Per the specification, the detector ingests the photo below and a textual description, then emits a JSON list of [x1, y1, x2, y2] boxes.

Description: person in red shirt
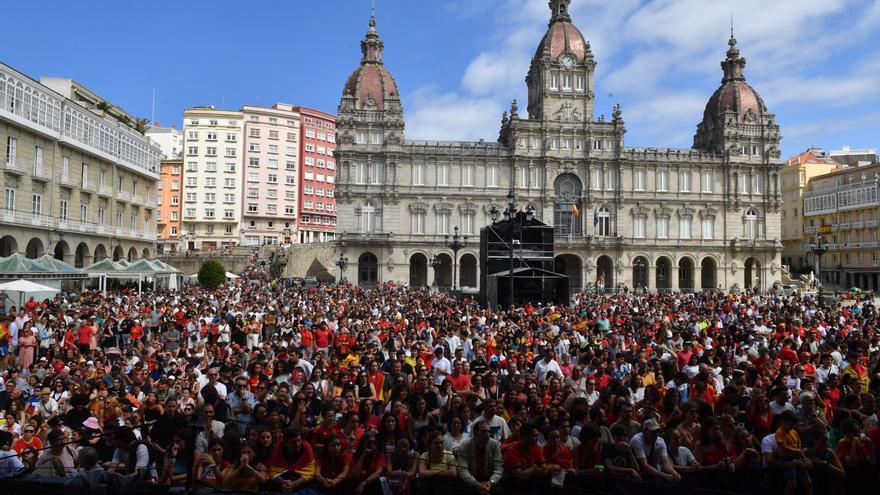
[[12, 424, 42, 454], [542, 426, 572, 470], [503, 423, 550, 480], [77, 321, 93, 356], [447, 360, 472, 393], [315, 324, 332, 354], [300, 326, 314, 358]]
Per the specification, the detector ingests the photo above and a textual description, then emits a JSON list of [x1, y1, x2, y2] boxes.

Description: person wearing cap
[[629, 419, 680, 483]]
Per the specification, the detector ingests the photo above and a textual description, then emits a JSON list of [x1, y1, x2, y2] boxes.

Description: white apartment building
[[146, 124, 183, 159], [241, 104, 300, 246], [181, 107, 243, 250]]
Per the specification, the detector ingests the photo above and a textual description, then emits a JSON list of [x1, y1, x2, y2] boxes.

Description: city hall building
[[334, 0, 783, 292]]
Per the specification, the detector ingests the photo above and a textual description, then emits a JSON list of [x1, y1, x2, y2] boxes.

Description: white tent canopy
[[0, 279, 60, 308]]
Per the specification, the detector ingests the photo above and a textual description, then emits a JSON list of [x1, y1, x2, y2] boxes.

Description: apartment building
[[181, 107, 243, 250], [156, 158, 182, 253], [241, 104, 300, 246], [295, 107, 336, 243], [802, 161, 880, 289], [780, 148, 838, 271], [1, 63, 161, 266], [146, 124, 183, 159]]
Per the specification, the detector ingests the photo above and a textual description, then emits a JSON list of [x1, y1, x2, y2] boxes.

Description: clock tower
[[526, 0, 596, 123]]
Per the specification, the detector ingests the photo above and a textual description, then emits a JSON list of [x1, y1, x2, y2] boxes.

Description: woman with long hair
[[385, 436, 418, 495], [376, 412, 405, 454], [693, 417, 729, 472], [314, 434, 351, 495], [252, 428, 276, 467], [442, 414, 469, 451], [350, 432, 386, 495], [222, 441, 267, 491]]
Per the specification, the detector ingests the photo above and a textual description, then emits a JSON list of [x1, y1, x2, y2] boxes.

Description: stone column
[[694, 265, 702, 291], [671, 266, 680, 290]]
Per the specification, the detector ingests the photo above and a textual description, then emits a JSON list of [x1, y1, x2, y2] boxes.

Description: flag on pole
[[572, 319, 589, 332], [593, 209, 599, 226], [572, 203, 580, 217]]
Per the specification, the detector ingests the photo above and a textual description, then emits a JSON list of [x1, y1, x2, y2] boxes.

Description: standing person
[[17, 326, 36, 370], [431, 347, 451, 387]]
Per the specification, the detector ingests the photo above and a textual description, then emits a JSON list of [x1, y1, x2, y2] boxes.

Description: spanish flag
[[572, 319, 589, 332], [572, 203, 580, 217], [547, 312, 562, 322]]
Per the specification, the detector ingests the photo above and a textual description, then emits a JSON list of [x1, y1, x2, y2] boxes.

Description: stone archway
[[93, 244, 107, 262], [0, 235, 18, 257], [656, 256, 672, 290], [25, 238, 45, 259], [113, 245, 124, 261], [679, 257, 695, 290], [745, 257, 762, 290], [409, 253, 428, 287], [632, 256, 649, 289], [74, 242, 89, 268], [596, 255, 614, 290], [127, 247, 138, 262], [142, 248, 151, 259], [357, 252, 379, 287], [54, 240, 70, 262], [460, 253, 478, 289], [434, 253, 453, 289], [701, 257, 717, 290], [555, 254, 582, 292]]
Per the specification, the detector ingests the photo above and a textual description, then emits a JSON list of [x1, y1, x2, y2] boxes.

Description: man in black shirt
[[148, 398, 186, 461]]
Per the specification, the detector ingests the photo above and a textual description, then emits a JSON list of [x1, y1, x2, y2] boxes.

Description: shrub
[[198, 260, 226, 289]]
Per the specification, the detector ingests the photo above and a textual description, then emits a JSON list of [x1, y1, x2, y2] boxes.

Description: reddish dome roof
[[536, 21, 589, 62], [703, 79, 765, 124], [343, 64, 400, 110]]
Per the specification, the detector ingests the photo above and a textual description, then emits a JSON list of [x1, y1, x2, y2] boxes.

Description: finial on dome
[[361, 5, 384, 64], [721, 25, 745, 82]]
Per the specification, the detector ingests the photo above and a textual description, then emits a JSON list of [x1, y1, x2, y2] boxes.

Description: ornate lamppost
[[445, 225, 467, 291], [430, 254, 442, 288], [335, 254, 349, 283], [809, 234, 828, 306]]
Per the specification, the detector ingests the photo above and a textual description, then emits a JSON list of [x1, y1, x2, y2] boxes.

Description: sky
[[3, 0, 878, 159]]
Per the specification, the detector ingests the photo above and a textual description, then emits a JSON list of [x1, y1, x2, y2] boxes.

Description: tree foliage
[[198, 260, 226, 289]]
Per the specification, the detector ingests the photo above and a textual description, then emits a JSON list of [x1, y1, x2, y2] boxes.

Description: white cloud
[[404, 86, 504, 142]]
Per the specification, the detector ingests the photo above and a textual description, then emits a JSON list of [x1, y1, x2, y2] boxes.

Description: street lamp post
[[633, 257, 646, 290], [445, 225, 467, 291], [335, 254, 349, 283], [809, 234, 829, 306], [430, 254, 442, 288]]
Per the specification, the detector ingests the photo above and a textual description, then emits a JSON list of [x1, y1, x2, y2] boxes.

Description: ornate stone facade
[[335, 0, 783, 292]]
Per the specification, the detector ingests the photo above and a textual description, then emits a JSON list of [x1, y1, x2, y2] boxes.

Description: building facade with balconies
[[156, 158, 183, 253], [801, 161, 880, 290], [0, 63, 161, 266], [296, 106, 337, 243], [335, 1, 783, 291], [241, 104, 300, 246], [181, 107, 243, 250]]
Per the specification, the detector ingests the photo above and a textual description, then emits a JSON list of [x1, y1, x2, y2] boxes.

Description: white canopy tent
[[0, 279, 60, 308]]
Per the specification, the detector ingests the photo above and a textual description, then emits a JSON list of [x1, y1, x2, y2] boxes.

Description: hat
[[642, 419, 661, 432], [83, 417, 100, 429]]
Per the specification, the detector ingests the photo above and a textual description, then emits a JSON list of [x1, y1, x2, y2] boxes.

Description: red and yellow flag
[[572, 203, 580, 217], [572, 319, 589, 332], [547, 312, 562, 322]]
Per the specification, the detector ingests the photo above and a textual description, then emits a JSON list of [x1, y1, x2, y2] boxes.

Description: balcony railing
[[0, 207, 154, 241], [31, 165, 53, 181], [3, 160, 26, 175], [117, 190, 131, 202], [98, 184, 113, 197], [60, 174, 77, 188]]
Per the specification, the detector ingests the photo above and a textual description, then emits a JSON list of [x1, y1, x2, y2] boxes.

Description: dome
[[535, 21, 589, 63], [700, 35, 767, 125], [343, 64, 400, 111], [340, 15, 401, 112]]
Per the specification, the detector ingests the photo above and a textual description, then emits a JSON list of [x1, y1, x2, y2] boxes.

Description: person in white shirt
[[431, 347, 452, 386], [534, 346, 563, 382], [468, 400, 511, 441], [630, 419, 681, 483], [815, 355, 839, 383]]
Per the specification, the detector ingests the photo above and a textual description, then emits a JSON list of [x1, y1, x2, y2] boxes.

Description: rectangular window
[[550, 73, 559, 90], [412, 211, 425, 234], [701, 171, 713, 193], [437, 212, 450, 235], [206, 131, 217, 141], [33, 146, 43, 174], [462, 164, 474, 187], [412, 162, 425, 185], [604, 168, 614, 191], [206, 147, 217, 156], [249, 157, 260, 167], [530, 167, 541, 189], [518, 167, 528, 188], [205, 177, 216, 187], [657, 217, 669, 239], [702, 217, 714, 239], [438, 164, 450, 186], [62, 156, 69, 180], [462, 212, 475, 235], [285, 206, 296, 215], [186, 161, 198, 172], [268, 144, 279, 154], [186, 192, 197, 202], [657, 170, 669, 192], [225, 148, 236, 157], [247, 203, 258, 213], [171, 211, 178, 220], [59, 199, 68, 220], [370, 163, 383, 185], [204, 208, 215, 219], [187, 146, 197, 156], [83, 205, 90, 223], [3, 188, 14, 210], [634, 170, 645, 191], [226, 133, 237, 142], [487, 165, 498, 187], [591, 169, 601, 191], [356, 163, 368, 184], [304, 186, 313, 195], [171, 196, 179, 205], [751, 174, 762, 195], [633, 217, 646, 238], [205, 193, 216, 203], [679, 215, 692, 239], [206, 162, 217, 172], [285, 176, 296, 186], [679, 171, 690, 192], [267, 205, 277, 214], [248, 172, 259, 182], [31, 194, 42, 215], [267, 174, 277, 184]]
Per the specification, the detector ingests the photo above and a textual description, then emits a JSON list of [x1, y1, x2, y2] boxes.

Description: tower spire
[[361, 3, 384, 64], [549, 0, 572, 24], [721, 24, 745, 82]]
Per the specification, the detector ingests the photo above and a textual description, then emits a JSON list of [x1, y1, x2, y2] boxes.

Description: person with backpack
[[108, 426, 155, 480]]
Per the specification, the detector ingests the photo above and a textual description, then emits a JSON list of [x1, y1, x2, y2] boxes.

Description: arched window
[[744, 208, 758, 239], [596, 206, 610, 237], [362, 202, 376, 233], [554, 173, 582, 236]]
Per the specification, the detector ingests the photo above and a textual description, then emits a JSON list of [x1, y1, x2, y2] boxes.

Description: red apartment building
[[294, 107, 336, 243]]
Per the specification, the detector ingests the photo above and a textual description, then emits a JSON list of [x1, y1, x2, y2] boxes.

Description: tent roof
[[115, 259, 131, 268], [121, 259, 164, 273], [150, 259, 181, 273], [32, 254, 83, 273], [0, 253, 51, 274], [0, 278, 59, 293], [85, 258, 125, 272]]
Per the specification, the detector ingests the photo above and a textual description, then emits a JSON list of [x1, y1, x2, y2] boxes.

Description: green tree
[[198, 260, 226, 289]]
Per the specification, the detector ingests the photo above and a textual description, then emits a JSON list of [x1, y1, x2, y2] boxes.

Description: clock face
[[561, 55, 575, 68]]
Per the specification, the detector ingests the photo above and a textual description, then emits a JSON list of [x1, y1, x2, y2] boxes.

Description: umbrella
[[0, 279, 60, 307]]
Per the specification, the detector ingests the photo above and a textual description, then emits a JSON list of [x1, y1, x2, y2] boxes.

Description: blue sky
[[3, 0, 878, 159]]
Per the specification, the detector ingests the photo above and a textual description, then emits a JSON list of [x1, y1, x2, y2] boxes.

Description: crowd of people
[[0, 266, 879, 495]]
